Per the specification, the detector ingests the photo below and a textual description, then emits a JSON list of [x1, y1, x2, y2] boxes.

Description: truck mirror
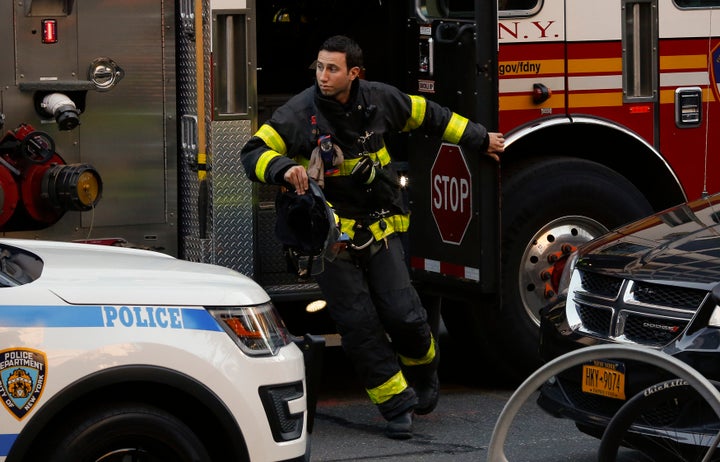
[[414, 0, 450, 21]]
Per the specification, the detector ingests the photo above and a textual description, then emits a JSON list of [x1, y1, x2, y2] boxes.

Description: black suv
[[538, 192, 720, 459]]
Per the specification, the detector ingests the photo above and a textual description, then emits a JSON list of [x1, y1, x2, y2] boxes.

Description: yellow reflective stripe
[[442, 113, 469, 144], [197, 153, 207, 181], [368, 214, 410, 240], [255, 151, 282, 183], [256, 124, 287, 154], [403, 95, 427, 132], [253, 125, 288, 183], [335, 147, 392, 176], [338, 214, 410, 241], [366, 371, 408, 404], [339, 218, 357, 238], [336, 159, 357, 176], [374, 147, 392, 166], [399, 336, 436, 367]]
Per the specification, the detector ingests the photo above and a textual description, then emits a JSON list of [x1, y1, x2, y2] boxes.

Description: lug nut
[[544, 283, 556, 299]]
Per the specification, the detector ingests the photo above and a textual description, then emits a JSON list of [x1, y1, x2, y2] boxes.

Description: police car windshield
[[0, 251, 19, 287], [0, 246, 40, 287]]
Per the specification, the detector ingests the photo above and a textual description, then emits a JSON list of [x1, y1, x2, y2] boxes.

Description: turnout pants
[[315, 235, 437, 420]]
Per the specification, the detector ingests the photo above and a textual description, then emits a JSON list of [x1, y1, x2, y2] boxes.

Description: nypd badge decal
[[0, 348, 47, 420]]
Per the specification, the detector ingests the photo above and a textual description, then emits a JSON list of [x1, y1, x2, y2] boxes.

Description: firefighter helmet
[[274, 178, 338, 257]]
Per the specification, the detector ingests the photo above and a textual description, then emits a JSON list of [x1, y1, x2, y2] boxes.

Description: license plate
[[581, 360, 626, 400]]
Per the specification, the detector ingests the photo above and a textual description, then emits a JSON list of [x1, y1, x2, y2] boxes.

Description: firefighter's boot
[[414, 370, 439, 415], [405, 340, 440, 415], [385, 409, 413, 439]]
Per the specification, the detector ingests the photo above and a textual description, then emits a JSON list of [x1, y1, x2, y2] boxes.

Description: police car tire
[[41, 402, 211, 462]]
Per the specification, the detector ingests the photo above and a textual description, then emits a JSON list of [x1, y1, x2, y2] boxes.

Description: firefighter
[[241, 35, 504, 439]]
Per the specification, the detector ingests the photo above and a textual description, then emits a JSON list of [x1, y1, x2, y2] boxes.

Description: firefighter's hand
[[284, 165, 309, 195], [486, 132, 505, 161]]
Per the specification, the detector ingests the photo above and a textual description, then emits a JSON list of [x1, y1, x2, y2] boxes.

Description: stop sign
[[430, 143, 472, 245]]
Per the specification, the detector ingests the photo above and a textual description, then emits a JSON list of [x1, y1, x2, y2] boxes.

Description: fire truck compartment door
[[407, 14, 500, 296], [408, 138, 499, 295]]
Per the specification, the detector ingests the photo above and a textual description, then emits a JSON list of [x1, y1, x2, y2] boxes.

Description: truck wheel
[[499, 157, 653, 379], [442, 157, 653, 383], [42, 402, 212, 462]]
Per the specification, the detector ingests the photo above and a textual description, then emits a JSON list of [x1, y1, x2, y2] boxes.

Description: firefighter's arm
[[436, 108, 504, 158], [240, 124, 299, 185], [398, 90, 503, 159]]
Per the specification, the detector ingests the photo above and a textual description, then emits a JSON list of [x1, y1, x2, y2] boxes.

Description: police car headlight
[[209, 302, 291, 356]]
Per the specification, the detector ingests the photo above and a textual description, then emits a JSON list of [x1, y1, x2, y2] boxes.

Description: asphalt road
[[308, 343, 648, 462]]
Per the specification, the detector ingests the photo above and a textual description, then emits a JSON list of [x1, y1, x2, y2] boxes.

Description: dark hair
[[320, 35, 364, 70]]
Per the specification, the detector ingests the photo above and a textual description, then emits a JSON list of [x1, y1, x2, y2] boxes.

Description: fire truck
[[1, 0, 717, 381]]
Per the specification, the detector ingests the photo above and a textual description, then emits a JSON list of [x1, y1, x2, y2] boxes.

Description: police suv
[[0, 238, 314, 462]]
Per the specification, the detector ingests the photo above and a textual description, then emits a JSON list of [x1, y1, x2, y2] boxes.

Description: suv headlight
[[709, 308, 720, 328], [209, 302, 291, 356]]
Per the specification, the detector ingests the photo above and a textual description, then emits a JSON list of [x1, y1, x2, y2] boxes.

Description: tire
[[443, 157, 653, 383], [41, 402, 212, 462], [598, 379, 720, 462]]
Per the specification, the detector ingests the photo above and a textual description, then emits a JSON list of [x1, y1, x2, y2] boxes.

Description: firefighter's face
[[316, 50, 360, 104]]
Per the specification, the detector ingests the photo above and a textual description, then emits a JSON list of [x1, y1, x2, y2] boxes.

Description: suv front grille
[[622, 311, 689, 346], [580, 272, 622, 298], [573, 270, 707, 346], [631, 281, 707, 310], [577, 303, 612, 336]]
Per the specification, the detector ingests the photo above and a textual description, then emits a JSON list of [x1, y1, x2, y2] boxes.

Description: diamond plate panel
[[175, 3, 303, 289], [177, 0, 213, 264], [211, 120, 255, 274]]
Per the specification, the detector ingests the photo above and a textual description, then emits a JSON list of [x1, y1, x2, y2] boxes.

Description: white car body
[[0, 239, 309, 462]]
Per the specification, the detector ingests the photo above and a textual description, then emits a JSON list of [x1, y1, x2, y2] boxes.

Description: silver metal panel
[[178, 0, 210, 263], [180, 0, 259, 275], [76, 1, 172, 228], [183, 235, 214, 265], [15, 5, 78, 82], [0, 2, 14, 90], [6, 1, 177, 254], [210, 120, 255, 275]]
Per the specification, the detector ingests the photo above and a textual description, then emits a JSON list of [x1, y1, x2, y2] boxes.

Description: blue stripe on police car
[[0, 306, 221, 331]]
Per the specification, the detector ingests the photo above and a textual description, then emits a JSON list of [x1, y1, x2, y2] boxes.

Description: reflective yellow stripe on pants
[[399, 336, 436, 367], [366, 371, 408, 404]]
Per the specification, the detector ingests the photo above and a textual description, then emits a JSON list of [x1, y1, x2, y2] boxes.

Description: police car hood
[[577, 192, 720, 289], [3, 239, 270, 306]]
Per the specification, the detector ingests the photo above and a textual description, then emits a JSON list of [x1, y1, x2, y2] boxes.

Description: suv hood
[[577, 193, 720, 289], [2, 239, 270, 306]]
